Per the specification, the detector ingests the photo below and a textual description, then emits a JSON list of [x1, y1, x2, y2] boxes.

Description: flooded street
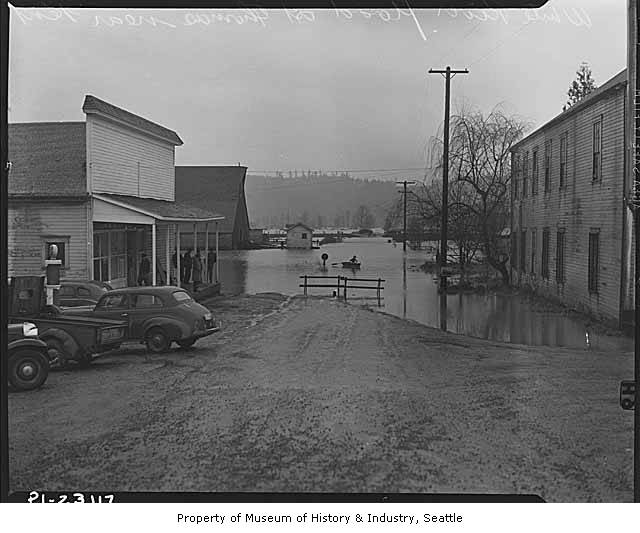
[[217, 237, 633, 352]]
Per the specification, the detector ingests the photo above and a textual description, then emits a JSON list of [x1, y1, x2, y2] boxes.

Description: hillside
[[245, 173, 399, 229]]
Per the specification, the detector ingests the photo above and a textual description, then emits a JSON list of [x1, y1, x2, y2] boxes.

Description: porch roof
[[93, 193, 225, 223]]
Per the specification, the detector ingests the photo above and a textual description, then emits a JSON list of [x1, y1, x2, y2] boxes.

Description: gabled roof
[[512, 69, 627, 151], [82, 95, 183, 146], [8, 122, 88, 198], [287, 223, 314, 233], [175, 166, 248, 233], [94, 193, 224, 222]]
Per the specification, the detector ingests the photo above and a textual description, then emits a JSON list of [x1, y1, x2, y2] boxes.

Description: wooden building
[[286, 223, 314, 249], [510, 69, 633, 327], [175, 166, 251, 250], [8, 95, 224, 288]]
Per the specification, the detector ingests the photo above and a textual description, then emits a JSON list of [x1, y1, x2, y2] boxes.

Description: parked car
[[54, 279, 113, 307], [63, 286, 220, 353], [7, 322, 50, 391]]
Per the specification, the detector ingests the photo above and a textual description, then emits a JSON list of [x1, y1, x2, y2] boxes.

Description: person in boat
[[350, 255, 358, 264]]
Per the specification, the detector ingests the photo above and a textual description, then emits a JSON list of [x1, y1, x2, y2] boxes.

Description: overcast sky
[[8, 1, 625, 180]]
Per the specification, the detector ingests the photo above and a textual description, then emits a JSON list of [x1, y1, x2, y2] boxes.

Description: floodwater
[[218, 237, 633, 352]]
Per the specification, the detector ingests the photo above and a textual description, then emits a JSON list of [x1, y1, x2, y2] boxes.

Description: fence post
[[304, 275, 308, 296], [344, 277, 348, 301], [377, 278, 381, 306]]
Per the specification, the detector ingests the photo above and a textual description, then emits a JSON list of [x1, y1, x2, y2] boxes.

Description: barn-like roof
[[175, 166, 248, 234], [8, 122, 88, 198], [82, 95, 183, 146]]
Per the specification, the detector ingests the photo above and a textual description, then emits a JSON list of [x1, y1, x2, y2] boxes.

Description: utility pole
[[628, 0, 640, 503], [397, 180, 416, 252], [429, 66, 468, 331]]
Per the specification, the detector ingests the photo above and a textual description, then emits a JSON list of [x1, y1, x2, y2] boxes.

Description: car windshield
[[172, 291, 193, 303]]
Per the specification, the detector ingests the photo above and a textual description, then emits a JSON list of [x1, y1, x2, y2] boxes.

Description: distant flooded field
[[218, 237, 633, 352]]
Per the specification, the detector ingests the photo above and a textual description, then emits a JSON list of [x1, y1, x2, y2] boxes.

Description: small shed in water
[[286, 223, 313, 249]]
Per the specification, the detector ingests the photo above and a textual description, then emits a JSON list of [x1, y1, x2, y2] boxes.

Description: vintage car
[[54, 279, 113, 307], [63, 286, 220, 353], [7, 322, 50, 391]]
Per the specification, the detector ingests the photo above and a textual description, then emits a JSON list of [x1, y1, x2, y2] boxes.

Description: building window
[[559, 132, 568, 189], [588, 231, 599, 293], [93, 232, 110, 282], [556, 229, 566, 283], [511, 233, 518, 270], [541, 228, 550, 279], [43, 237, 69, 268], [301, 233, 308, 239], [522, 151, 529, 197], [592, 117, 602, 181], [544, 140, 552, 193], [530, 228, 537, 274], [109, 231, 126, 281], [532, 149, 538, 196], [513, 153, 520, 200], [520, 230, 527, 273]]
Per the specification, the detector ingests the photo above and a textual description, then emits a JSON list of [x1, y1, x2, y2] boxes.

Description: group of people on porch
[[137, 249, 217, 291]]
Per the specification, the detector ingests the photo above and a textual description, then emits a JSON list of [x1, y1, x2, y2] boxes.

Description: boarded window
[[556, 230, 565, 283], [541, 228, 550, 279], [532, 149, 538, 196], [530, 229, 537, 274], [511, 234, 518, 270], [559, 133, 568, 188], [592, 118, 602, 181], [544, 140, 552, 193], [588, 231, 599, 293]]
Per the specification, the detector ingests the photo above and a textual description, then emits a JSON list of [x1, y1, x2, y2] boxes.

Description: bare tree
[[419, 105, 529, 284]]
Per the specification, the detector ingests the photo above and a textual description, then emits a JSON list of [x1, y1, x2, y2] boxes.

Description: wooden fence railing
[[299, 275, 385, 306]]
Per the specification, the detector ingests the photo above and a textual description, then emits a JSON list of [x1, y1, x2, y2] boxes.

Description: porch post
[[193, 223, 197, 254], [176, 225, 181, 287], [152, 222, 157, 286], [215, 221, 219, 284], [165, 223, 170, 286], [204, 222, 209, 283]]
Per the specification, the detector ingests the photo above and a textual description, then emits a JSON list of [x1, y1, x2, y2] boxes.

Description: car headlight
[[22, 322, 39, 337]]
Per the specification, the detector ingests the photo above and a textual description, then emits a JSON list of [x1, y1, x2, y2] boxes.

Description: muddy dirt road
[[8, 294, 635, 501]]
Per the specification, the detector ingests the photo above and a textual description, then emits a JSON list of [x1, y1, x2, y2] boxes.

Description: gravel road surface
[[8, 294, 635, 501]]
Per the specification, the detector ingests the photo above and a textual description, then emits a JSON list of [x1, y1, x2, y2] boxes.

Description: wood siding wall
[[511, 85, 626, 324], [287, 227, 313, 249], [88, 115, 175, 201], [8, 202, 89, 279]]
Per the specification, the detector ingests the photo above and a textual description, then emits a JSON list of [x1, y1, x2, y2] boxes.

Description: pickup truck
[[9, 276, 128, 366]]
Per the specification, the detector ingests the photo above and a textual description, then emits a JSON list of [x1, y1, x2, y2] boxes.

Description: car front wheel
[[146, 327, 170, 353], [8, 349, 50, 391]]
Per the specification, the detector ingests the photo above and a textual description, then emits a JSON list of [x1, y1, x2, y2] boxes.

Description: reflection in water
[[218, 238, 632, 352]]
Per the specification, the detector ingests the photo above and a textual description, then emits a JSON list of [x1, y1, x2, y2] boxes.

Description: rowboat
[[342, 261, 361, 269]]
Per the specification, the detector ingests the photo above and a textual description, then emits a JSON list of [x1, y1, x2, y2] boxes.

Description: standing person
[[207, 250, 216, 283], [192, 251, 202, 292], [138, 253, 151, 286], [182, 249, 192, 284]]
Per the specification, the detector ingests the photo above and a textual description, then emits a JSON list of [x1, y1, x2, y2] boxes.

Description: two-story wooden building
[[510, 69, 633, 327], [8, 95, 224, 288]]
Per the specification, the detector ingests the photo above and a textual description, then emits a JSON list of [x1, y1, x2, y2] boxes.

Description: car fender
[[8, 338, 48, 353], [39, 328, 82, 360], [142, 318, 189, 340]]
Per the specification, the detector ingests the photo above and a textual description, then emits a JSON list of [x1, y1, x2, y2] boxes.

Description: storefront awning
[[93, 193, 225, 224]]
